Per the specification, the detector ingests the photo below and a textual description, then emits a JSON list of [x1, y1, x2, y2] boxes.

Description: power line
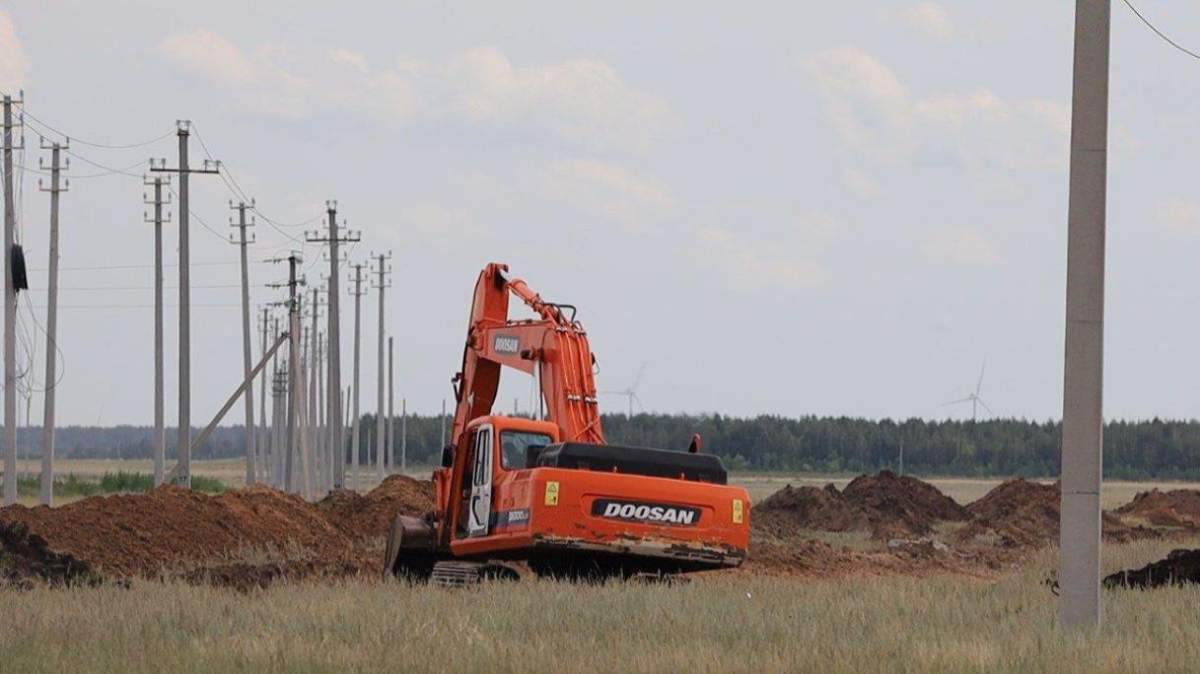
[[15, 104, 175, 150], [28, 303, 242, 309], [28, 261, 255, 271], [1122, 0, 1200, 60], [63, 147, 143, 179]]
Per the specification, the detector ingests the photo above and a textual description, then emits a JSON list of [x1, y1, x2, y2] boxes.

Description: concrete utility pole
[[37, 140, 68, 506], [308, 287, 323, 493], [372, 252, 391, 481], [1060, 0, 1110, 631], [401, 397, 407, 474], [349, 262, 366, 490], [2, 93, 22, 506], [143, 176, 171, 486], [150, 121, 219, 489], [317, 330, 328, 490], [280, 252, 304, 493], [259, 307, 270, 482], [306, 202, 358, 489], [231, 201, 257, 486], [440, 398, 447, 448], [387, 336, 394, 472]]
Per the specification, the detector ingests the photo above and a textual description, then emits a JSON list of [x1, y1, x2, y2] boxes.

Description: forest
[[13, 413, 1200, 480]]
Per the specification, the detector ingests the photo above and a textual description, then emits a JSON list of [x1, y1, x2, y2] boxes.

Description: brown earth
[[0, 521, 101, 589], [752, 470, 969, 540], [956, 479, 1159, 548], [0, 475, 435, 588], [1113, 489, 1200, 529]]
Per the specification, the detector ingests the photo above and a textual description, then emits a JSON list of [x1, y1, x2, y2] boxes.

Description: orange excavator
[[384, 263, 749, 584]]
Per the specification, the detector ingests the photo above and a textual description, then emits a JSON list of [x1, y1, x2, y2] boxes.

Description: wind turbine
[[601, 363, 647, 418], [943, 361, 992, 422]]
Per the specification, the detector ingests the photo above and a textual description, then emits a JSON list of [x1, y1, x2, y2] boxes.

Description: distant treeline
[[10, 414, 1200, 480]]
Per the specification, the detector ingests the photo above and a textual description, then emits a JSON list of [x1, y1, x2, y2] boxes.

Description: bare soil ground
[[3, 469, 1200, 589], [0, 475, 433, 588]]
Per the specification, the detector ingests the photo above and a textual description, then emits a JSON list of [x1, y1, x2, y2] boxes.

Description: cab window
[[500, 430, 552, 469]]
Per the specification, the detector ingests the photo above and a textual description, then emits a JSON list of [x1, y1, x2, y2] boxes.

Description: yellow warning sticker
[[732, 499, 744, 524], [544, 481, 560, 506]]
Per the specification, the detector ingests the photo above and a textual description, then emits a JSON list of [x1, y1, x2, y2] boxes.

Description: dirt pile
[[753, 471, 969, 540], [1113, 489, 1200, 529], [841, 471, 970, 538], [318, 475, 435, 541], [957, 479, 1156, 548], [1104, 548, 1200, 589], [0, 521, 99, 588], [0, 478, 436, 586]]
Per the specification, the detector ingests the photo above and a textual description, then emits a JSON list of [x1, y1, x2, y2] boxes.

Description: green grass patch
[[11, 471, 226, 498]]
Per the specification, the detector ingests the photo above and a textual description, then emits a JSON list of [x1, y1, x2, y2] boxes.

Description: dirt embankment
[[1114, 489, 1200, 529], [0, 475, 434, 588], [956, 479, 1158, 548], [753, 470, 969, 541]]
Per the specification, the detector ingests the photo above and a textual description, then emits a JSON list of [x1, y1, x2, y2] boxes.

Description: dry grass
[[2, 540, 1199, 674]]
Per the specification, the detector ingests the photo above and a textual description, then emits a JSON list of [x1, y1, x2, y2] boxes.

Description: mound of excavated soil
[[752, 484, 870, 538], [841, 471, 970, 538], [1104, 548, 1200, 589], [958, 479, 1156, 548], [0, 478, 436, 586], [317, 475, 435, 541], [753, 471, 969, 540], [1113, 489, 1200, 529], [0, 521, 100, 588]]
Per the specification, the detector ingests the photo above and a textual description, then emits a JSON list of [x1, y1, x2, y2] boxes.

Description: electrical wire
[[62, 147, 144, 179], [1122, 0, 1200, 60], [14, 102, 175, 150]]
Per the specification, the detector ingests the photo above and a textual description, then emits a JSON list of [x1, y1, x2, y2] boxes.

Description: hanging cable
[[1122, 0, 1200, 60]]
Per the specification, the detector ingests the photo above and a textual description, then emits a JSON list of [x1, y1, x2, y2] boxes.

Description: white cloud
[[926, 229, 1000, 266], [693, 214, 836, 291], [542, 159, 674, 227], [162, 30, 254, 85], [160, 34, 669, 149], [902, 2, 954, 40], [807, 46, 1068, 170], [1160, 199, 1200, 235], [0, 11, 29, 92]]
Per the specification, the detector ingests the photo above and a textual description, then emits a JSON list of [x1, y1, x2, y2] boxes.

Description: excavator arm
[[449, 263, 605, 447]]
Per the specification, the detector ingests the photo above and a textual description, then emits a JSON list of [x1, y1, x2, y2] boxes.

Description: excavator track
[[431, 560, 522, 588], [431, 561, 485, 588]]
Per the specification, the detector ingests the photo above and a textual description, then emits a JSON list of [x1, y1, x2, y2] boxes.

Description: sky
[[0, 1, 1199, 426]]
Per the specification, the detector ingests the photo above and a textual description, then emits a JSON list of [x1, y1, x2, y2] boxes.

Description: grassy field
[[0, 540, 1196, 674]]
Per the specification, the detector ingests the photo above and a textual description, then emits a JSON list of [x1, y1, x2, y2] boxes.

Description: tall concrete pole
[[38, 141, 66, 506], [2, 95, 18, 506], [387, 335, 394, 473], [401, 397, 407, 474], [1060, 0, 1110, 631], [259, 307, 270, 482], [317, 330, 327, 490], [285, 254, 302, 493], [145, 177, 169, 486], [309, 288, 321, 493], [150, 121, 218, 489], [440, 398, 447, 448], [175, 125, 191, 487], [373, 252, 390, 481], [232, 201, 256, 486], [350, 262, 366, 490], [307, 203, 357, 488]]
